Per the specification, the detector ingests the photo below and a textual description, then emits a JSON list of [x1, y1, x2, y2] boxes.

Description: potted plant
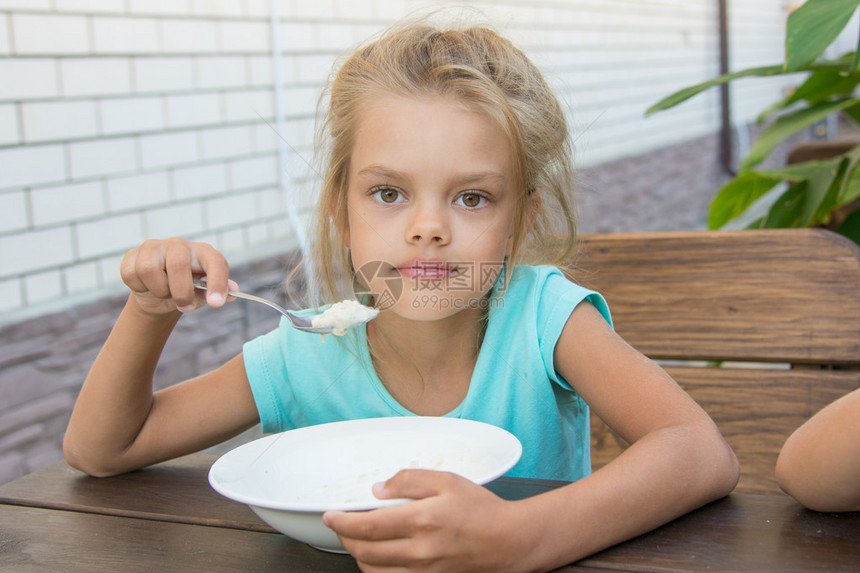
[[647, 0, 860, 243]]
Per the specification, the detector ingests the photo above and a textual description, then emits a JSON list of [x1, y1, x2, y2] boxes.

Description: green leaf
[[839, 159, 860, 205], [785, 0, 860, 71], [740, 98, 860, 171], [707, 172, 782, 229], [645, 65, 785, 115], [836, 208, 860, 243], [758, 147, 860, 227], [760, 183, 807, 228], [646, 58, 855, 116], [844, 102, 860, 124], [757, 159, 837, 181], [834, 145, 860, 204], [802, 157, 847, 225], [744, 216, 765, 230], [708, 159, 847, 229], [757, 68, 860, 123], [787, 67, 860, 105]]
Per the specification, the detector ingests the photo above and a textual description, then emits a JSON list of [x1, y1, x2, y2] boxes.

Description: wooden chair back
[[571, 229, 860, 494]]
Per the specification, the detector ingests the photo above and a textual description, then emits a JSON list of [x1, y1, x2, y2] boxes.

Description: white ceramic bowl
[[208, 416, 522, 553]]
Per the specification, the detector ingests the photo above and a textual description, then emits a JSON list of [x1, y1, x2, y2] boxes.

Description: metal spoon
[[192, 277, 374, 335]]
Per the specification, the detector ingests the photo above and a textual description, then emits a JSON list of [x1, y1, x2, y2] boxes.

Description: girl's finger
[[119, 248, 146, 292], [163, 240, 197, 309], [324, 473, 456, 542], [339, 535, 415, 569], [373, 469, 455, 500], [324, 508, 407, 543], [133, 240, 171, 299], [194, 242, 231, 307]]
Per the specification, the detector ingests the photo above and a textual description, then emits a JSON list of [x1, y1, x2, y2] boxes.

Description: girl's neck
[[366, 308, 485, 416]]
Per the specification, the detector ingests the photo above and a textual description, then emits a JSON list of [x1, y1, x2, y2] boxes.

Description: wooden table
[[1, 454, 857, 571]]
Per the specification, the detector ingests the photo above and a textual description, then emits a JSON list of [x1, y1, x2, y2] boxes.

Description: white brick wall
[[0, 276, 23, 313], [200, 125, 254, 160], [0, 191, 27, 233], [107, 172, 170, 211], [30, 180, 106, 226], [205, 191, 259, 228], [219, 20, 270, 51], [21, 100, 99, 142], [0, 13, 11, 54], [99, 95, 166, 136], [0, 1, 50, 10], [230, 155, 278, 189], [76, 212, 145, 259], [196, 57, 248, 89], [144, 202, 206, 239], [0, 227, 75, 276], [0, 103, 19, 145], [0, 0, 821, 320], [172, 162, 229, 200], [61, 58, 133, 97], [12, 13, 90, 55], [128, 0, 189, 17], [92, 17, 160, 54], [55, 0, 125, 12], [0, 59, 59, 100], [0, 144, 67, 189], [139, 130, 200, 169], [134, 57, 195, 93], [224, 89, 273, 122], [166, 93, 222, 129], [161, 19, 219, 53], [23, 268, 63, 305], [63, 260, 100, 294], [68, 137, 136, 179]]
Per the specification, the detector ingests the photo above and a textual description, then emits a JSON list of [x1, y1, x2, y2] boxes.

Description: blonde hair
[[307, 18, 578, 304]]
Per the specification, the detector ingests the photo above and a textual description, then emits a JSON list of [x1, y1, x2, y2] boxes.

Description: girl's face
[[345, 94, 519, 321]]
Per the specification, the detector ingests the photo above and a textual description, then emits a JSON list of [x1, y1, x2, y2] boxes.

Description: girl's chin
[[382, 292, 490, 322]]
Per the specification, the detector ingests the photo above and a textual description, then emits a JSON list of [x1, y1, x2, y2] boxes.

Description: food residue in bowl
[[312, 300, 379, 336], [291, 457, 455, 506]]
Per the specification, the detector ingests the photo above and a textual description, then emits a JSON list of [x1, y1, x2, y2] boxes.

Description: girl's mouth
[[398, 260, 458, 280]]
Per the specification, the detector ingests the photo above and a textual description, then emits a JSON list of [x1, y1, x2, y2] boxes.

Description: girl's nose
[[406, 203, 450, 245]]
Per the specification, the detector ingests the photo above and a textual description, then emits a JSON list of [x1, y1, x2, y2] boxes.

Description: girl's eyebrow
[[357, 164, 507, 186], [356, 165, 402, 179]]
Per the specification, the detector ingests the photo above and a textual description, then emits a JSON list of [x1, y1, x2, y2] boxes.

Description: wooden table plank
[[579, 494, 860, 572], [0, 504, 360, 572], [0, 504, 672, 573], [0, 457, 569, 532], [0, 455, 273, 532], [3, 456, 858, 571]]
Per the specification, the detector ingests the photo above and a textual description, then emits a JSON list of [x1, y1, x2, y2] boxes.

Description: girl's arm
[[63, 238, 259, 477], [511, 301, 740, 569], [325, 301, 738, 572], [775, 388, 860, 512]]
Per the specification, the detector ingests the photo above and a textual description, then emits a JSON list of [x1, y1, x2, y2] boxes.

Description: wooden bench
[[572, 229, 860, 495]]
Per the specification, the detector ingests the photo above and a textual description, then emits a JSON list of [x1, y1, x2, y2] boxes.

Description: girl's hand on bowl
[[323, 469, 534, 572], [120, 237, 236, 316]]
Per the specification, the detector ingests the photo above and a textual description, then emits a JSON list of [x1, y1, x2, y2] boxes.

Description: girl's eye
[[372, 187, 403, 204], [456, 192, 485, 208]]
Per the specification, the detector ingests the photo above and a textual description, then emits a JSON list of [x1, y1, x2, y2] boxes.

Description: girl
[[64, 18, 739, 572]]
